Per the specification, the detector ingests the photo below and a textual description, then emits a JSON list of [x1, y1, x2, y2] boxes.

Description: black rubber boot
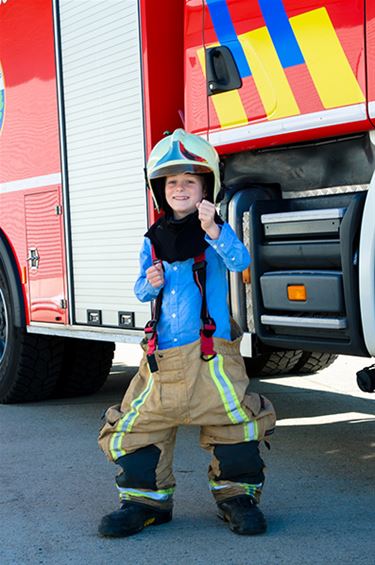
[[98, 501, 172, 538], [217, 495, 267, 535]]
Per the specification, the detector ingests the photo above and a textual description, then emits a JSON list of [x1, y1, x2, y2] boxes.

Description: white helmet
[[146, 129, 221, 211]]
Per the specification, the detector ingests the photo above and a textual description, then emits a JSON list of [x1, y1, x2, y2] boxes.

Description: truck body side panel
[[0, 0, 65, 325], [187, 0, 373, 153], [56, 0, 150, 329]]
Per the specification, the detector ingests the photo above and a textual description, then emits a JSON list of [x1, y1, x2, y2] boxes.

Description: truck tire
[[0, 268, 64, 404], [53, 338, 115, 398], [293, 351, 338, 375], [244, 349, 303, 377]]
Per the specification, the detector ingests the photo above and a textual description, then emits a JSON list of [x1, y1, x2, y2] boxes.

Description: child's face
[[165, 173, 204, 219]]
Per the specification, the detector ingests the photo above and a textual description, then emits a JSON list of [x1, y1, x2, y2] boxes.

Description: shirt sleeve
[[205, 222, 251, 272], [134, 238, 163, 302]]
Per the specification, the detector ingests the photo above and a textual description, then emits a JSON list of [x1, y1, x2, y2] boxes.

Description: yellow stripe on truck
[[290, 7, 365, 109], [238, 26, 300, 120]]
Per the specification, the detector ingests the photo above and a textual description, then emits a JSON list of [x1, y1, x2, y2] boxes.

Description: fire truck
[[1, 0, 375, 403]]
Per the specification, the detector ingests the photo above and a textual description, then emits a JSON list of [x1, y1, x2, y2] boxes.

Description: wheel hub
[[0, 288, 9, 363]]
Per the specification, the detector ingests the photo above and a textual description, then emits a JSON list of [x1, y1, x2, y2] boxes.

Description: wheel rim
[[0, 288, 9, 364]]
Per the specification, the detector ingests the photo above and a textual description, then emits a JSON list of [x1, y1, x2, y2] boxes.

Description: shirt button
[[220, 243, 224, 248], [231, 257, 235, 261], [173, 266, 177, 271], [213, 245, 218, 249], [172, 313, 176, 318], [171, 289, 176, 295], [173, 338, 178, 343]]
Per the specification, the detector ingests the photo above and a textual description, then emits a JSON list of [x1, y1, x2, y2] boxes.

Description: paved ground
[[0, 346, 374, 565]]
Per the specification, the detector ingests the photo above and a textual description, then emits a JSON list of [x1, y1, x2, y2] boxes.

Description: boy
[[98, 129, 276, 538]]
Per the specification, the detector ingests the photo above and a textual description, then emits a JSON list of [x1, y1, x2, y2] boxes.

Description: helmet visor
[[149, 163, 212, 180]]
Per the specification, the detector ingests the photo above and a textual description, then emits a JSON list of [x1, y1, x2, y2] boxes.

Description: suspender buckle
[[144, 319, 159, 372], [200, 317, 217, 361], [144, 319, 157, 336], [192, 259, 207, 272], [202, 317, 216, 337]]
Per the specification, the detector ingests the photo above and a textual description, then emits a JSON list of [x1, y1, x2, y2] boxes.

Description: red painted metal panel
[[140, 0, 185, 156], [25, 189, 66, 324], [0, 0, 66, 325], [186, 0, 373, 153], [0, 0, 61, 182], [140, 0, 188, 225], [184, 0, 208, 136]]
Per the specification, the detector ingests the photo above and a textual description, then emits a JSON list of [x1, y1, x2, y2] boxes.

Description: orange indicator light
[[242, 267, 251, 284], [287, 284, 306, 301], [21, 266, 27, 285]]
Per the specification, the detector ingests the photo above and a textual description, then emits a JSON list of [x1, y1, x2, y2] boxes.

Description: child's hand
[[196, 199, 220, 239], [146, 262, 164, 289]]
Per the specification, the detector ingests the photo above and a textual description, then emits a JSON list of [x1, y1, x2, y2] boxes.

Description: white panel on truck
[[57, 0, 150, 329]]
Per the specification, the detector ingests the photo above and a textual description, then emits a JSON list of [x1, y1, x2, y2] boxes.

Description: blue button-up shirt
[[134, 222, 250, 350]]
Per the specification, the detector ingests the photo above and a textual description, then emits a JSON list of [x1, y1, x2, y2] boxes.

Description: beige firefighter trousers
[[98, 336, 276, 509]]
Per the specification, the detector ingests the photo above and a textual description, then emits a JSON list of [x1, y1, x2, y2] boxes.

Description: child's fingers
[[198, 200, 215, 214], [197, 200, 215, 227], [146, 265, 164, 287]]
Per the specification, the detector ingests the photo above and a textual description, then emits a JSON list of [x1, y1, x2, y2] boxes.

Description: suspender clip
[[192, 259, 207, 272]]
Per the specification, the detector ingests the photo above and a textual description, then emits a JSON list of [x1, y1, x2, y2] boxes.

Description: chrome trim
[[27, 323, 143, 344], [358, 169, 375, 355], [261, 208, 346, 224], [260, 315, 347, 330], [52, 0, 74, 325], [239, 332, 252, 357], [228, 191, 245, 330], [209, 104, 366, 147]]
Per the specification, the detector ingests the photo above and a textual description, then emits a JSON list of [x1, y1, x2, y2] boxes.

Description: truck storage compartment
[[56, 1, 149, 329], [248, 191, 368, 355]]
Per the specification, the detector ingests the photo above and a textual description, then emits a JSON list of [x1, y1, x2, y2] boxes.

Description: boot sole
[[98, 512, 172, 538], [217, 509, 267, 535]]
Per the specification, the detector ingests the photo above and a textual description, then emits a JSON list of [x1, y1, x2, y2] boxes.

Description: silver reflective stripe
[[117, 486, 174, 502]]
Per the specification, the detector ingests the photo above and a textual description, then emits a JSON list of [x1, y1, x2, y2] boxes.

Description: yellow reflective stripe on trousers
[[209, 354, 259, 440], [109, 374, 154, 460], [208, 354, 249, 424]]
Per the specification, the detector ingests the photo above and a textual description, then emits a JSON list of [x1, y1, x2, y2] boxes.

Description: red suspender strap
[[144, 244, 163, 372], [192, 253, 216, 360], [150, 245, 158, 264]]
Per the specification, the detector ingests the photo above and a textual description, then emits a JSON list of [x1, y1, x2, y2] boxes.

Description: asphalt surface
[[1, 346, 374, 565]]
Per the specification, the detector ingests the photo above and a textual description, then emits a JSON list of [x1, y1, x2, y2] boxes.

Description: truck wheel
[[293, 351, 338, 375], [0, 268, 64, 404], [244, 349, 303, 377], [53, 338, 115, 398]]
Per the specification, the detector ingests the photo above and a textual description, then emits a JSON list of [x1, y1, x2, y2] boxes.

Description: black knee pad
[[116, 445, 161, 489], [213, 441, 265, 484]]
